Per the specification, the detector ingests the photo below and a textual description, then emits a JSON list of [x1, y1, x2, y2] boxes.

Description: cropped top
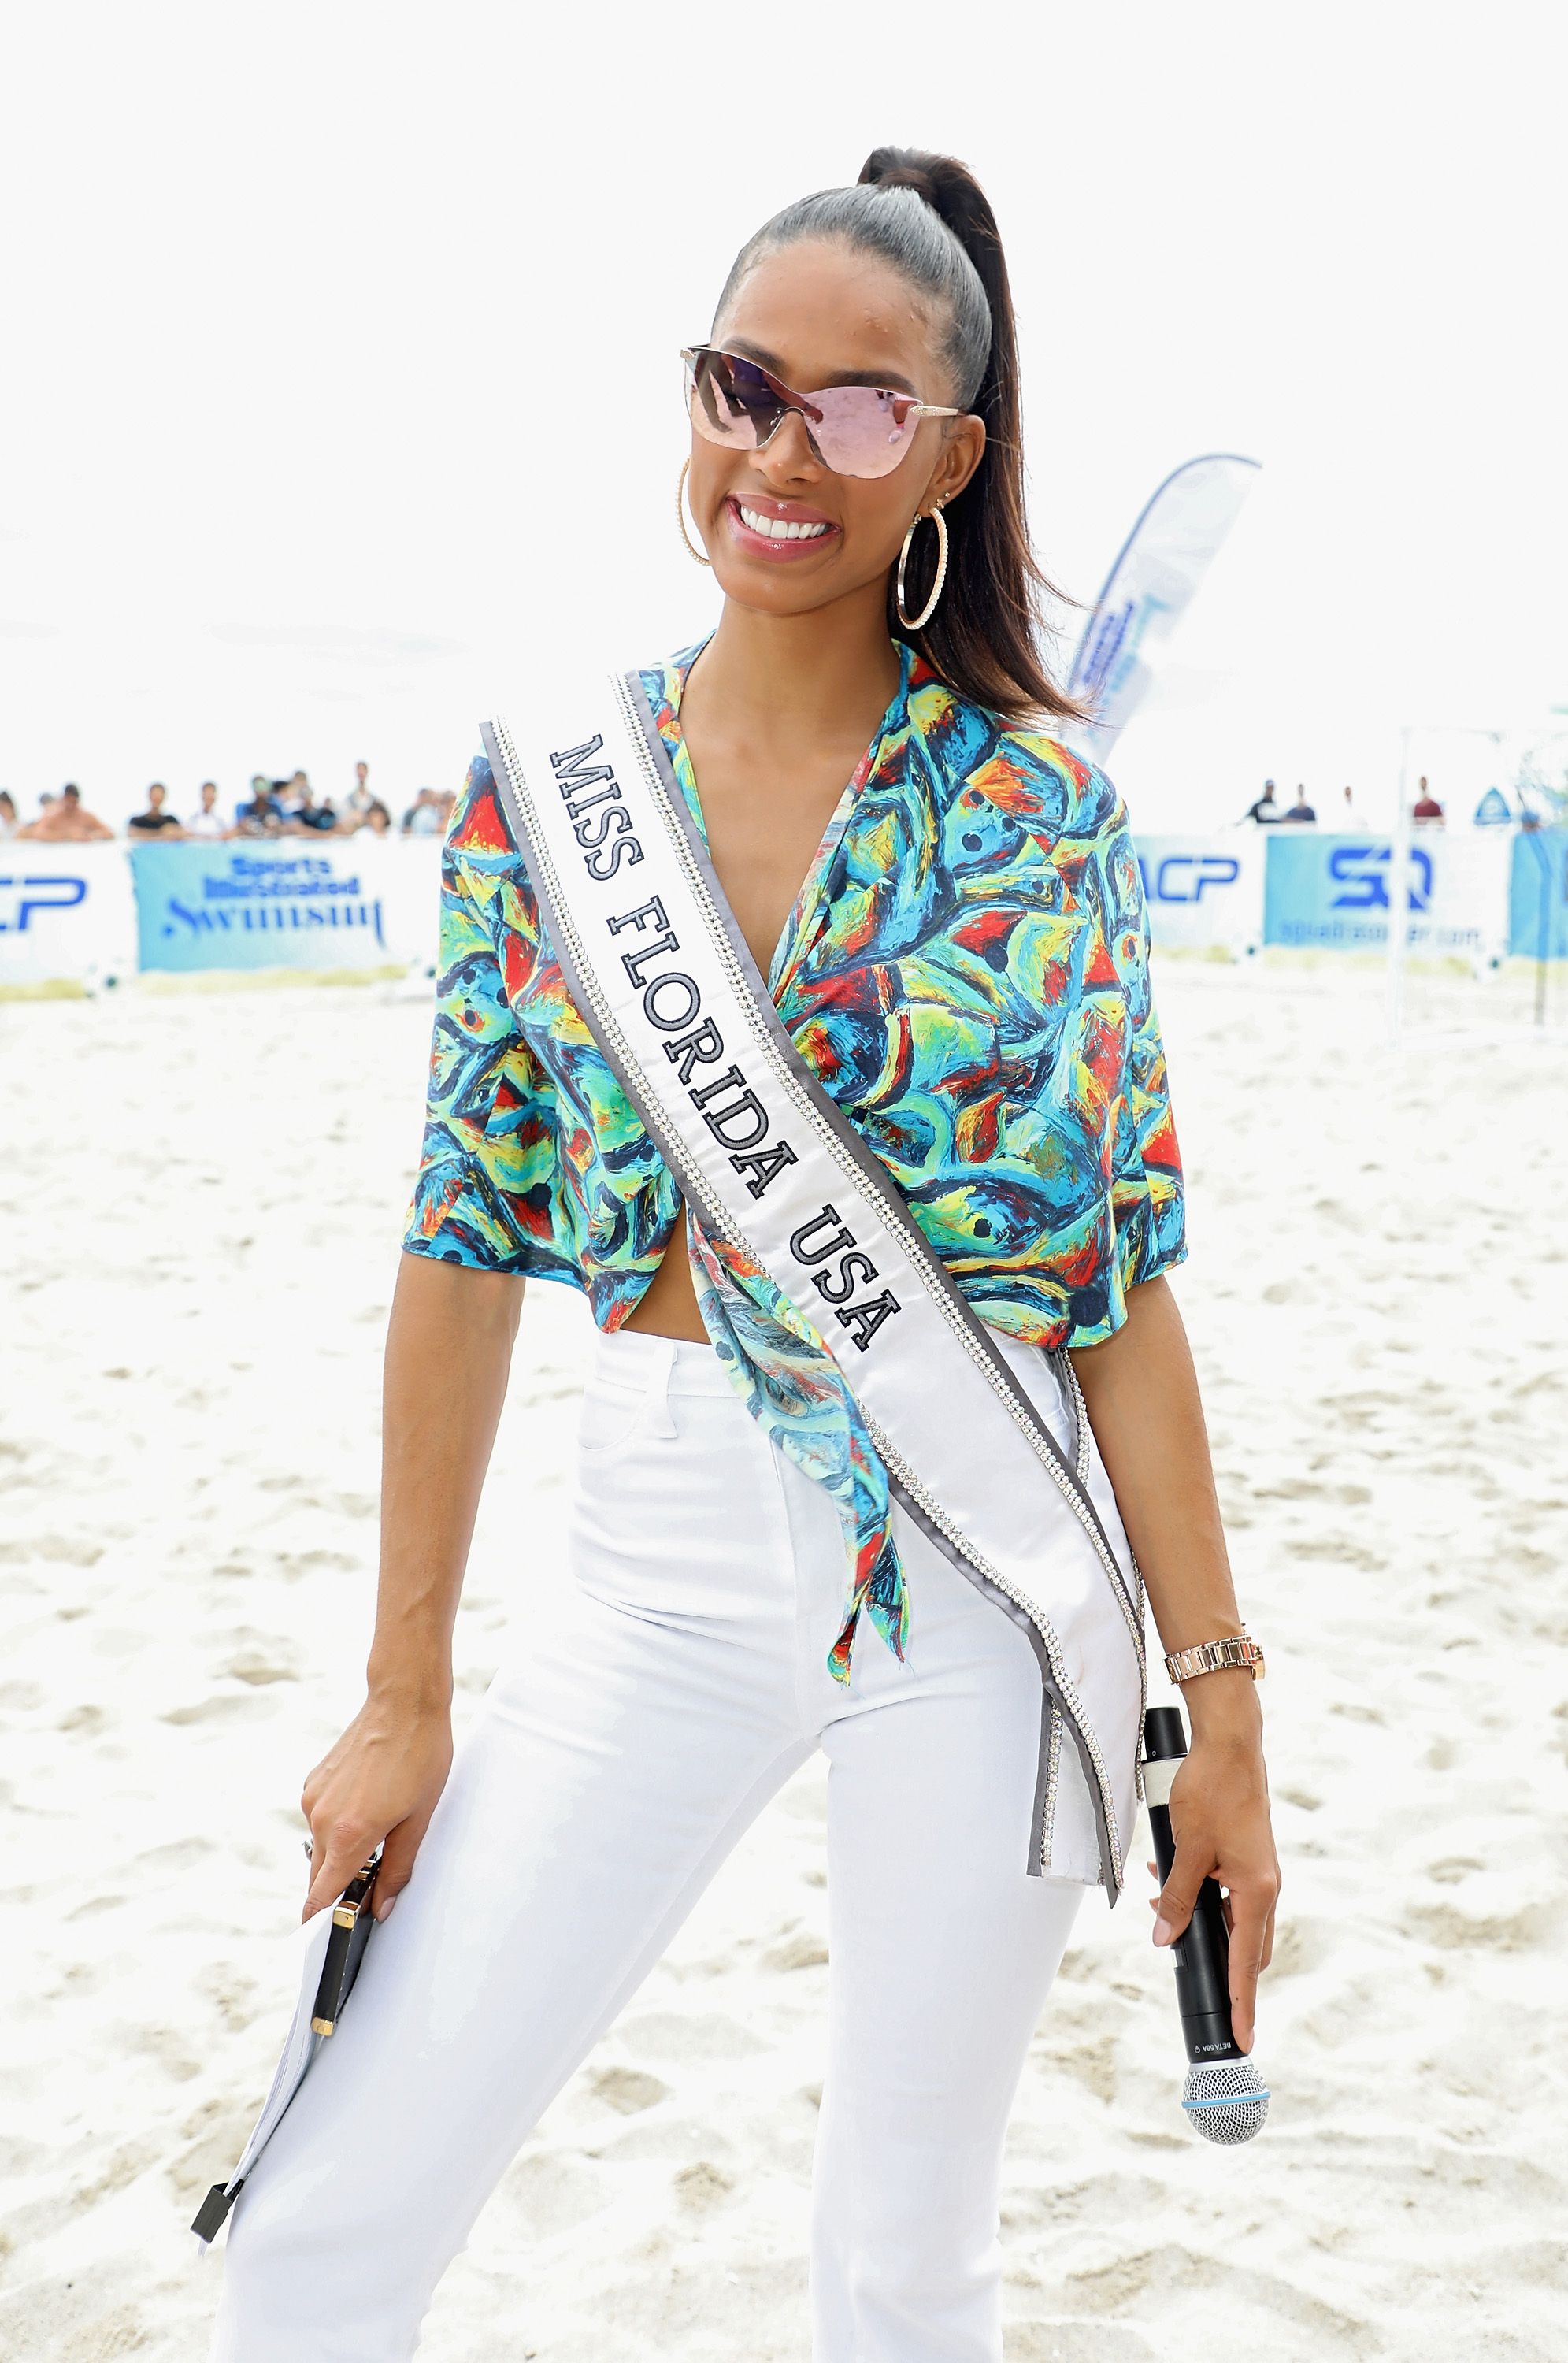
[[403, 637, 1187, 1678]]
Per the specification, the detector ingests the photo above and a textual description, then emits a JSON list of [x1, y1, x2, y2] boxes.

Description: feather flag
[[1065, 454, 1261, 764]]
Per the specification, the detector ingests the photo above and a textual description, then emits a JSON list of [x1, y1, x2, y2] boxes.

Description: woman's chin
[[709, 561, 850, 618]]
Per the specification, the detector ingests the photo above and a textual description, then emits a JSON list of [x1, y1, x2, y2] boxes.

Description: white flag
[[1065, 454, 1261, 764]]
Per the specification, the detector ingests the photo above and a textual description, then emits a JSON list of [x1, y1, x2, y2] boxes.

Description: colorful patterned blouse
[[404, 637, 1186, 1679]]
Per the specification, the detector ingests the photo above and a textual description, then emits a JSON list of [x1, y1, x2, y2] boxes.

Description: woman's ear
[[924, 414, 987, 511]]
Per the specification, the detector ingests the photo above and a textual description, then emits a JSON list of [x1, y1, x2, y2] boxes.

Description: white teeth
[[739, 504, 830, 541]]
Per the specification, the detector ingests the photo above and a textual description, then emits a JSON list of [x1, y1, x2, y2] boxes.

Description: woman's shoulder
[[907, 660, 1124, 847], [446, 751, 513, 860], [442, 753, 538, 934]]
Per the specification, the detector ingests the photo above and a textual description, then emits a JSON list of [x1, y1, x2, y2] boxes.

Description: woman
[[212, 147, 1279, 2361]]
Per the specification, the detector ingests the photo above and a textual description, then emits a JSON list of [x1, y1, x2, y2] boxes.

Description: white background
[[1, 0, 1563, 831]]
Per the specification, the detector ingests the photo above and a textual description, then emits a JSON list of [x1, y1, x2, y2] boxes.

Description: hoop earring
[[677, 458, 712, 567], [895, 500, 949, 632]]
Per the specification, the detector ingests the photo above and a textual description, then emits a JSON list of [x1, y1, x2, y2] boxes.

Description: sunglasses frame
[[680, 345, 960, 478]]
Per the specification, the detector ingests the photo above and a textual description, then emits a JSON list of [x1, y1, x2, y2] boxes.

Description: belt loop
[[649, 1336, 679, 1438]]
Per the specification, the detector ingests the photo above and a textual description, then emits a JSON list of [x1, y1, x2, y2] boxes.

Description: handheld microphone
[[1142, 1704, 1270, 2144]]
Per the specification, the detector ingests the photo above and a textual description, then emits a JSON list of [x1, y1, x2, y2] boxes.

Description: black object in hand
[[1142, 1704, 1270, 2143]]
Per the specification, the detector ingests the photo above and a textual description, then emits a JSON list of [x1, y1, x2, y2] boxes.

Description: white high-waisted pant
[[211, 1325, 1106, 2361]]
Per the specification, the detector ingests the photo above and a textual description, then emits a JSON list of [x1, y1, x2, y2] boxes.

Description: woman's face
[[688, 239, 985, 621]]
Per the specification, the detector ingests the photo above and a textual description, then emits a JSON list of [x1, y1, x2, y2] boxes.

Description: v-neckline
[[658, 637, 913, 1000]]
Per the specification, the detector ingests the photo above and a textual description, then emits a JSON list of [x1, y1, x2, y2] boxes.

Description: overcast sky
[[2, 1, 1562, 830]]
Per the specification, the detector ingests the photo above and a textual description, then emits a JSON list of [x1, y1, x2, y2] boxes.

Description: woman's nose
[[756, 406, 825, 486]]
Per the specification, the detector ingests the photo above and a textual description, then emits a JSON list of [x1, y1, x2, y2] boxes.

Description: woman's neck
[[685, 584, 902, 749]]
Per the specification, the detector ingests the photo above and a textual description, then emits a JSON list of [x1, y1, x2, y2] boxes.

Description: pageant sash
[[480, 677, 1146, 1894]]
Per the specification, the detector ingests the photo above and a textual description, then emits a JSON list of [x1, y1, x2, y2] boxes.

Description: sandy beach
[[2, 959, 1566, 2362]]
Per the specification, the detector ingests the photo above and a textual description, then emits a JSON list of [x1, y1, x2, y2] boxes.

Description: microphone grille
[[1182, 2057, 1270, 2145]]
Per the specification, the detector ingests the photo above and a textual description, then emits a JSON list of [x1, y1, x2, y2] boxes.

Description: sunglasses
[[682, 345, 959, 480]]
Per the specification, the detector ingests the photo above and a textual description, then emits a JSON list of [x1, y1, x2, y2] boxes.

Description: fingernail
[[1152, 1916, 1173, 1946], [376, 1893, 398, 1922]]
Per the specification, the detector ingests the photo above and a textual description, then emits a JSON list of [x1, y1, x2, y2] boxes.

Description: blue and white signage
[[1262, 832, 1509, 964], [0, 843, 137, 989], [132, 843, 397, 973], [1507, 829, 1568, 961], [1135, 833, 1264, 956]]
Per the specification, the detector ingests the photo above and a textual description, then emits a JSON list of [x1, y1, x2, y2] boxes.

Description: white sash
[[481, 675, 1146, 1893]]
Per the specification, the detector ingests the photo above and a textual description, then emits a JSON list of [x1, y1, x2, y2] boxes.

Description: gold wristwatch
[[1162, 1632, 1266, 1685]]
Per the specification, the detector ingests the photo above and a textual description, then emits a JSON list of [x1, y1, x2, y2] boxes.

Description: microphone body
[[1142, 1703, 1270, 2143]]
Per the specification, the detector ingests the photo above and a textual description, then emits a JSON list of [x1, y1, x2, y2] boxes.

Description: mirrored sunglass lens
[[810, 385, 916, 477], [690, 351, 780, 447]]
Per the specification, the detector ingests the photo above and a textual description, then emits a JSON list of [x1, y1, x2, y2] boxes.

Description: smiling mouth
[[735, 502, 832, 541]]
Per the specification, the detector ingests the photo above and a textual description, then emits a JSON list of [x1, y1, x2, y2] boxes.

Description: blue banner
[[1133, 833, 1264, 955], [1263, 833, 1435, 951], [0, 843, 138, 989], [1065, 454, 1261, 766], [1260, 829, 1512, 963], [132, 842, 392, 973], [1507, 830, 1568, 959]]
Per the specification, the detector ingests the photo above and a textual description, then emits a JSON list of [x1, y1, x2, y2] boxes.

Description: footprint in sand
[[220, 1645, 301, 1686], [590, 2065, 669, 2114], [57, 1701, 110, 1734], [134, 1835, 216, 1871], [763, 1927, 829, 1972], [620, 2009, 766, 2061], [161, 1693, 265, 1726], [673, 2160, 735, 2209]]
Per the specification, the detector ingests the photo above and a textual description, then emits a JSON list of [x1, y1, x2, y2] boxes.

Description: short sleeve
[[400, 758, 564, 1276], [1074, 789, 1188, 1324]]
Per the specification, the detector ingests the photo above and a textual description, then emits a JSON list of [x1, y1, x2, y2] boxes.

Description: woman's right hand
[[299, 1688, 454, 1925]]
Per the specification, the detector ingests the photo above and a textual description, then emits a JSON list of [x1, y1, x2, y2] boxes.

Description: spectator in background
[[402, 787, 444, 837], [1413, 775, 1445, 825], [1338, 784, 1358, 823], [0, 790, 17, 839], [235, 780, 282, 837], [17, 784, 114, 842], [357, 799, 393, 835], [128, 782, 185, 837], [341, 761, 375, 826], [1282, 784, 1317, 824], [276, 770, 311, 824], [287, 782, 339, 833], [183, 781, 228, 838], [1243, 778, 1282, 824]]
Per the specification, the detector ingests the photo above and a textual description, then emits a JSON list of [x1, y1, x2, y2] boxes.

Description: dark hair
[[714, 146, 1081, 725]]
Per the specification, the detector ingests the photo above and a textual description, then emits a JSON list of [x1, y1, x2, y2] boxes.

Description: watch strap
[[1162, 1632, 1265, 1685]]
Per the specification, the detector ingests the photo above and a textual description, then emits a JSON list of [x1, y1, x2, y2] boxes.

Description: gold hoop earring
[[895, 500, 948, 631], [677, 458, 712, 568]]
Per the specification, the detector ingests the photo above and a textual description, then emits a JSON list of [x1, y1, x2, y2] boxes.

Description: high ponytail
[[712, 147, 1082, 725]]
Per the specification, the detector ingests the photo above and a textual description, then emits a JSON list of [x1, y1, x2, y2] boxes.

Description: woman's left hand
[[1148, 1679, 1280, 2053]]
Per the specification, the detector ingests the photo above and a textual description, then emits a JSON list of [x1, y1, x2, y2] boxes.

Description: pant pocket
[[574, 1374, 656, 1460]]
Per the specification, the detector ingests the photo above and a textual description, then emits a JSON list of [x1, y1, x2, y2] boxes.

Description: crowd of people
[[0, 766, 456, 844], [1240, 776, 1448, 827], [3, 766, 1463, 848]]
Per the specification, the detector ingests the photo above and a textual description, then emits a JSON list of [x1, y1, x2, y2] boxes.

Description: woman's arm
[[1068, 1273, 1281, 2050], [299, 1252, 524, 1923]]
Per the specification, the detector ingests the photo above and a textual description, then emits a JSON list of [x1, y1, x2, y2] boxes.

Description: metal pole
[[1386, 727, 1414, 1041]]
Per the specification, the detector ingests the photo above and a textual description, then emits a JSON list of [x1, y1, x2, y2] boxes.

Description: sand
[[2, 959, 1566, 2361]]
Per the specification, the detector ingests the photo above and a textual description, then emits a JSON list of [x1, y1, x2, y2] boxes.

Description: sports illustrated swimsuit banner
[[481, 677, 1148, 1894], [130, 839, 443, 974]]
